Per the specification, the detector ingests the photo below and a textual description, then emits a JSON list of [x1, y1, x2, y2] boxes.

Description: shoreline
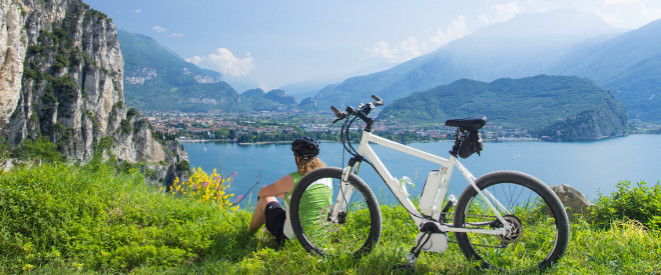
[[176, 134, 651, 145], [177, 138, 335, 145]]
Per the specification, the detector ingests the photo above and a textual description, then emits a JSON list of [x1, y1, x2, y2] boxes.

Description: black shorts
[[264, 201, 287, 244]]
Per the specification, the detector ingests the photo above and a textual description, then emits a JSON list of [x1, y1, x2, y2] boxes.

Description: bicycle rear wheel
[[289, 167, 381, 257], [453, 171, 569, 272]]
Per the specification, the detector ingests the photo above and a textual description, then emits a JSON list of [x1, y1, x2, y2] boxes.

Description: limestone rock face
[[1, 0, 27, 128], [0, 0, 187, 179]]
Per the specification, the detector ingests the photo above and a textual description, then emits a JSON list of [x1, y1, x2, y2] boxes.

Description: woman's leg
[[250, 196, 277, 231]]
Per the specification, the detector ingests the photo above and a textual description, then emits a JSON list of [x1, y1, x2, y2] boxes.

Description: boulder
[[551, 184, 594, 221]]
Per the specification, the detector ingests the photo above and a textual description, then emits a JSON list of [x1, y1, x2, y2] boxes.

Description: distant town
[[143, 110, 645, 144]]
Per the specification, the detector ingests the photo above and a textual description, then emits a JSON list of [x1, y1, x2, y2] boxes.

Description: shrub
[[176, 160, 190, 171], [168, 167, 238, 211], [13, 137, 62, 162], [591, 180, 661, 229], [119, 119, 132, 133], [0, 136, 8, 159], [53, 75, 78, 97], [126, 108, 138, 119], [42, 91, 57, 105]]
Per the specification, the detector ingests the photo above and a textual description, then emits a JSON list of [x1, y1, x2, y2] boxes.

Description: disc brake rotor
[[498, 215, 523, 244]]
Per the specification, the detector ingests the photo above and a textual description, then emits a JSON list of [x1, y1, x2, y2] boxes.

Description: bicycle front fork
[[328, 165, 358, 224]]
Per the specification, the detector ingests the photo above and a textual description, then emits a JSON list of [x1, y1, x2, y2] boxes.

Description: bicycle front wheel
[[289, 167, 381, 257], [454, 171, 569, 272]]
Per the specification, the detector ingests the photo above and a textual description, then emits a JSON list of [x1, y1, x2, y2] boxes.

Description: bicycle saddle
[[445, 116, 487, 131]]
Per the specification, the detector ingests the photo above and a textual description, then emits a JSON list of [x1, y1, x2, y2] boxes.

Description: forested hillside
[[378, 75, 628, 141]]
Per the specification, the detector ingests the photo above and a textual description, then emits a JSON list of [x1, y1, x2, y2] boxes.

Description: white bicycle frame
[[336, 129, 513, 236]]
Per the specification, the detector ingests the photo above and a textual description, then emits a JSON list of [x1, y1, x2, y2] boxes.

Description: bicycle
[[288, 95, 570, 272]]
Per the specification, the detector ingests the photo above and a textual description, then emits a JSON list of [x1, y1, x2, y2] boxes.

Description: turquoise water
[[182, 134, 661, 205]]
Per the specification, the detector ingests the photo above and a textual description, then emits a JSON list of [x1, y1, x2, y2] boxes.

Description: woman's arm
[[250, 174, 295, 232], [257, 174, 295, 199]]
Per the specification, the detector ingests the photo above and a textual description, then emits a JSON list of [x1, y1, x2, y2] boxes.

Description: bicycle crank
[[320, 205, 345, 232]]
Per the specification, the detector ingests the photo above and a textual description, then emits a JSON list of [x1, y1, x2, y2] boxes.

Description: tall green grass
[[0, 162, 251, 273], [1, 162, 661, 274]]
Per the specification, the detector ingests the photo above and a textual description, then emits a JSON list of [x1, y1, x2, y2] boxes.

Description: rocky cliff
[[537, 91, 629, 141], [1, 0, 187, 179]]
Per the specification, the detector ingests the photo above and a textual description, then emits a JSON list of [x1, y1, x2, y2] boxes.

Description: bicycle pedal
[[390, 252, 417, 273], [405, 251, 418, 265], [392, 263, 416, 274]]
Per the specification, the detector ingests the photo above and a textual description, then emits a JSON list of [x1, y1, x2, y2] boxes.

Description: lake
[[181, 134, 661, 206]]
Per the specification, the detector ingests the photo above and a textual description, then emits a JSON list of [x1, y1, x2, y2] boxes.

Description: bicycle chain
[[443, 212, 510, 249], [442, 212, 499, 219]]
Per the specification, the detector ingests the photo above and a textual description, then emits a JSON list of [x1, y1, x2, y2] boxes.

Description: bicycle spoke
[[291, 167, 381, 257], [454, 171, 569, 272]]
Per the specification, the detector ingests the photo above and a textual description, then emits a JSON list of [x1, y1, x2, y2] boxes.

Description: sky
[[84, 0, 661, 91]]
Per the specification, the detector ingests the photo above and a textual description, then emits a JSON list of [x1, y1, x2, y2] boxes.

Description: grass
[[1, 162, 661, 274]]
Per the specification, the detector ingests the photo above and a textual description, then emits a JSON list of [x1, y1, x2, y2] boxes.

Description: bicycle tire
[[453, 171, 569, 272], [290, 167, 382, 257]]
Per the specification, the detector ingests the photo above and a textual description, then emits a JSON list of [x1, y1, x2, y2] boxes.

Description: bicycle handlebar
[[330, 95, 384, 124], [331, 95, 384, 161]]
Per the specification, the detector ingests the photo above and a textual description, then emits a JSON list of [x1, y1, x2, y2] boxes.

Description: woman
[[249, 137, 331, 244]]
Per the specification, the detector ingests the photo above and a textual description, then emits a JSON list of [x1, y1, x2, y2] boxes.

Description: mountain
[[0, 0, 187, 178], [239, 89, 298, 111], [378, 75, 628, 141], [279, 62, 397, 101], [547, 19, 661, 122], [118, 30, 231, 110], [311, 10, 618, 111], [118, 30, 298, 112], [119, 30, 223, 88]]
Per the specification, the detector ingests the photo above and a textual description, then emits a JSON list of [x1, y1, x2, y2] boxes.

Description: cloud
[[187, 48, 254, 77], [605, 0, 638, 4], [600, 0, 661, 27], [476, 0, 661, 29], [429, 16, 468, 47], [171, 33, 184, 37], [187, 55, 203, 64], [365, 16, 468, 63], [134, 9, 142, 14], [152, 26, 167, 33], [494, 1, 527, 18], [478, 1, 530, 25]]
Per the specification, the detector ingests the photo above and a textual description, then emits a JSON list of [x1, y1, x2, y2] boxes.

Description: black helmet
[[292, 137, 319, 159]]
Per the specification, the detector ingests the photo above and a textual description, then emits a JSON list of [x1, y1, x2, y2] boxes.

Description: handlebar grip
[[371, 95, 384, 106], [330, 106, 346, 119]]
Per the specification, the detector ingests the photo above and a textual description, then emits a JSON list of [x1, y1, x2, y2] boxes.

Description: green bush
[[0, 136, 8, 158], [126, 108, 139, 119], [95, 136, 113, 152], [591, 180, 661, 229], [13, 137, 62, 162], [119, 119, 132, 133], [176, 160, 190, 171], [53, 75, 78, 97]]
